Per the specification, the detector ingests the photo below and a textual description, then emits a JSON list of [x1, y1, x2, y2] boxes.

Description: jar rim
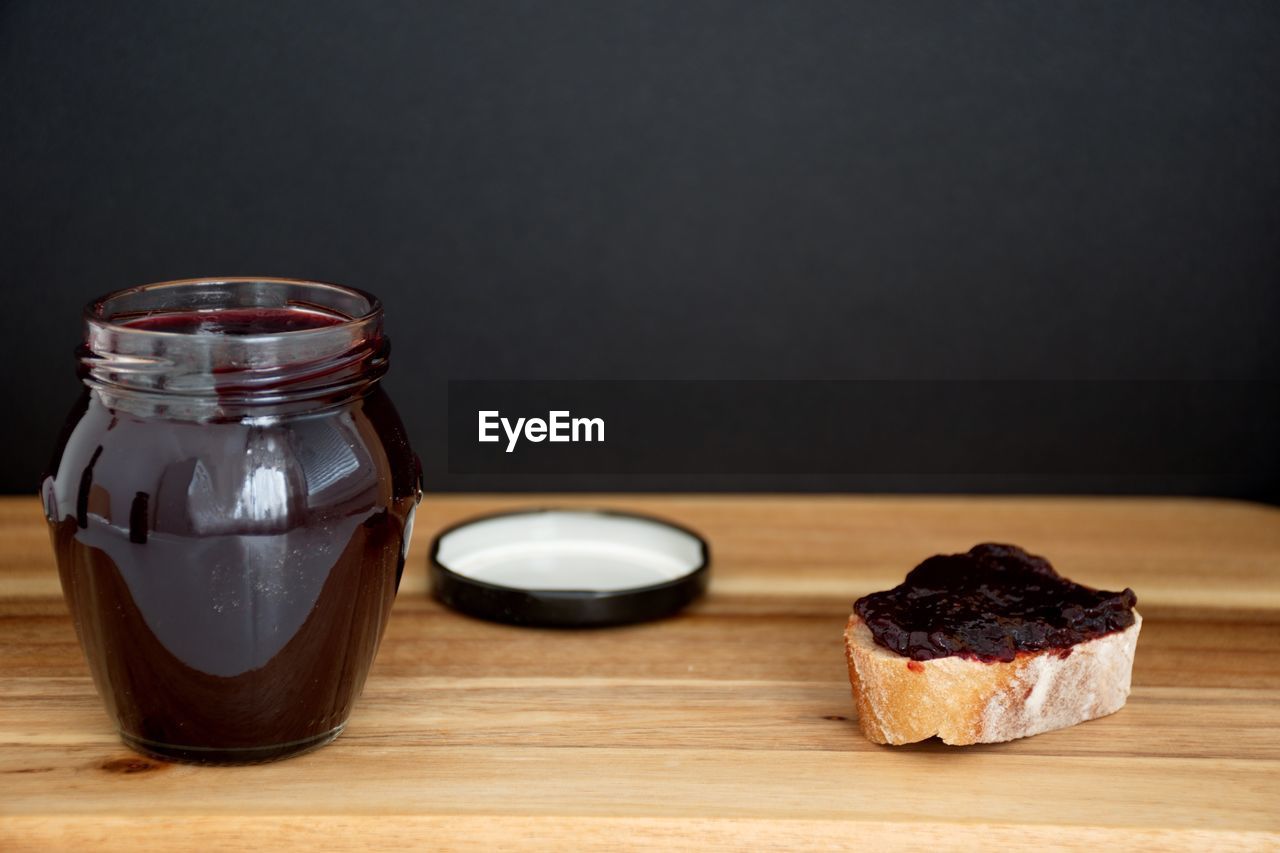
[[79, 278, 390, 417], [84, 277, 383, 339]]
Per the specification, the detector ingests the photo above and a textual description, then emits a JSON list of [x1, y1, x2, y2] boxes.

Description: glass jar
[[41, 278, 421, 763]]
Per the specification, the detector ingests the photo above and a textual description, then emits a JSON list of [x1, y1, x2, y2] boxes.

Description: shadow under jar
[[41, 278, 421, 764]]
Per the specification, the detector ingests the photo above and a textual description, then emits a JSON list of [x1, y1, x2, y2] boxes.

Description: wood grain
[[1, 494, 1278, 850]]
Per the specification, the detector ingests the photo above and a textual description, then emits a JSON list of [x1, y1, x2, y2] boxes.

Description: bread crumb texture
[[844, 612, 1141, 745]]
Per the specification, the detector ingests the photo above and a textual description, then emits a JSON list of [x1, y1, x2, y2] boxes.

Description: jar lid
[[429, 509, 710, 627]]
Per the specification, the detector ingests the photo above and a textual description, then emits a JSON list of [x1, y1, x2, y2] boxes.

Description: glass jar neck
[[80, 278, 388, 421]]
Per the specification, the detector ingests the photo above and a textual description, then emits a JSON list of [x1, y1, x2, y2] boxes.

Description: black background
[[2, 2, 1277, 498]]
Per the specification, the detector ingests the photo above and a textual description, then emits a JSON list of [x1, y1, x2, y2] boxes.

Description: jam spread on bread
[[853, 544, 1137, 663]]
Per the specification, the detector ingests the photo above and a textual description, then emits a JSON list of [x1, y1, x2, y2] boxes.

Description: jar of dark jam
[[41, 278, 421, 764]]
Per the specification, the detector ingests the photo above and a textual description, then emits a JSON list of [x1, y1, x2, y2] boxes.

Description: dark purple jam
[[853, 543, 1137, 663], [44, 386, 418, 762], [122, 307, 347, 335]]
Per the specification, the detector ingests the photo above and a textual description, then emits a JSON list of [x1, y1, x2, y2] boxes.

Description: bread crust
[[844, 611, 1141, 745]]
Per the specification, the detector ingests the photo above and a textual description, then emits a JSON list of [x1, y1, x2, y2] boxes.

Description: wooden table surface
[[1, 494, 1278, 850]]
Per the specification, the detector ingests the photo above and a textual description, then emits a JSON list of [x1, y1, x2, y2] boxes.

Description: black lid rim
[[428, 507, 711, 627]]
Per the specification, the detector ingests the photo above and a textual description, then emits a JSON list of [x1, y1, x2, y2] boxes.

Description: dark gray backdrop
[[2, 2, 1277, 498]]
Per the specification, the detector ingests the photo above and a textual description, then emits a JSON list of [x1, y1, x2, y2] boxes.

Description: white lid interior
[[435, 511, 705, 592]]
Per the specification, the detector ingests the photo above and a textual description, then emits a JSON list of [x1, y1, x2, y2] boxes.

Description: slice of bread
[[844, 611, 1141, 745]]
